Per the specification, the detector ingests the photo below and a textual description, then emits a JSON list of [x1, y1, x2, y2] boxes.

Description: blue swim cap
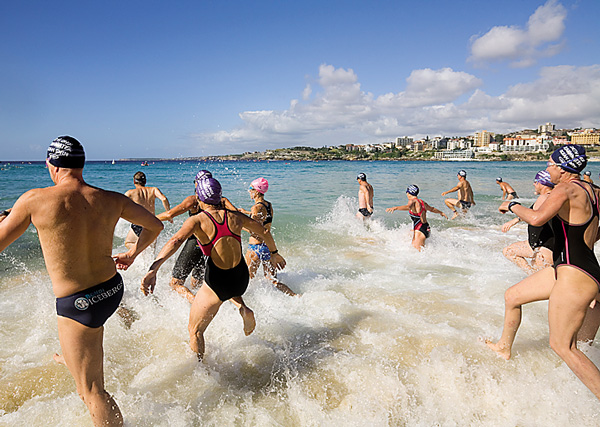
[[534, 170, 554, 188], [194, 170, 212, 183], [406, 185, 419, 196], [195, 177, 222, 205], [584, 171, 591, 176], [550, 144, 587, 174], [458, 170, 467, 177]]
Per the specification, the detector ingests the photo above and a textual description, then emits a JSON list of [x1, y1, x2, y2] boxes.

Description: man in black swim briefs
[[496, 177, 519, 200], [0, 136, 163, 426], [356, 173, 374, 219], [441, 170, 475, 220]]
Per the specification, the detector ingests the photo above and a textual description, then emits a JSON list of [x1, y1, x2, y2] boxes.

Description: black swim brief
[[459, 201, 472, 209], [56, 274, 124, 328], [508, 192, 518, 198], [131, 224, 143, 237], [358, 208, 372, 217]]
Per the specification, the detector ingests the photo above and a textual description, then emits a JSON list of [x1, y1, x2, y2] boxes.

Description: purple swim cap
[[550, 144, 587, 174], [194, 170, 212, 183], [534, 170, 554, 188], [195, 177, 222, 204]]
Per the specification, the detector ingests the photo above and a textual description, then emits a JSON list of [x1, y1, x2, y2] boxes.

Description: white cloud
[[469, 0, 566, 67], [193, 63, 600, 153]]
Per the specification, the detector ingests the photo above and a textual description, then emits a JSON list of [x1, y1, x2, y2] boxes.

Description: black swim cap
[[357, 173, 366, 181], [496, 177, 502, 182], [47, 136, 85, 168], [550, 144, 587, 174], [406, 185, 419, 196]]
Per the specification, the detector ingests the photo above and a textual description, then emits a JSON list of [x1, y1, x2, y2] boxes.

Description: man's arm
[[113, 196, 164, 269], [154, 187, 171, 212], [0, 194, 33, 252], [157, 195, 196, 222], [441, 185, 459, 196]]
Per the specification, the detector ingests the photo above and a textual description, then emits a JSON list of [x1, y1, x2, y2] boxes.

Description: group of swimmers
[[3, 137, 600, 425]]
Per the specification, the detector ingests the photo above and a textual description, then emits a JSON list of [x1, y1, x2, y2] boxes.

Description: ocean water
[[1, 159, 600, 426]]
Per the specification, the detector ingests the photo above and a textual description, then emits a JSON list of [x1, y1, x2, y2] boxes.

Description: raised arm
[[0, 193, 33, 252], [154, 187, 171, 212], [499, 184, 569, 226], [140, 217, 197, 295], [157, 195, 196, 222], [113, 196, 164, 269], [386, 204, 410, 213], [424, 202, 448, 219], [441, 185, 459, 196]]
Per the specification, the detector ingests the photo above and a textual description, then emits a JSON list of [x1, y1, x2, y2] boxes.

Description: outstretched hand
[[113, 252, 136, 270], [270, 253, 286, 271], [141, 271, 157, 296], [440, 212, 448, 219]]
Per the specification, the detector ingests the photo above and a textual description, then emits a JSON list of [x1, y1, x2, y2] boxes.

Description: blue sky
[[1, 0, 599, 160]]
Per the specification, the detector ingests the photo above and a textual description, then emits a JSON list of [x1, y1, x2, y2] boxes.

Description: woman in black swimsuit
[[488, 145, 600, 401], [501, 170, 554, 274], [142, 178, 286, 360]]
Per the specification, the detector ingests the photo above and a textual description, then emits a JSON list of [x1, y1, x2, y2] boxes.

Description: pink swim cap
[[250, 177, 269, 194]]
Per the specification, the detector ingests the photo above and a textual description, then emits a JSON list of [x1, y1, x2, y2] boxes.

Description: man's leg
[[548, 267, 600, 400], [169, 277, 195, 304], [486, 267, 555, 360], [444, 198, 459, 220], [55, 316, 123, 427]]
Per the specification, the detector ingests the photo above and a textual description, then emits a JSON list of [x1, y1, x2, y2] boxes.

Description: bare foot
[[274, 282, 298, 297], [53, 353, 66, 366], [450, 211, 459, 220], [485, 339, 511, 360], [239, 306, 256, 336]]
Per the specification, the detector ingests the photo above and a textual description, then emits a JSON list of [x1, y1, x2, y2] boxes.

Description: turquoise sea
[[1, 159, 600, 426]]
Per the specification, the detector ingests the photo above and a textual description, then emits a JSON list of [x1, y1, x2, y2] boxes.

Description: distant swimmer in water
[[501, 171, 554, 275], [238, 178, 297, 296], [0, 136, 163, 426], [496, 177, 518, 200], [386, 185, 447, 250], [356, 173, 374, 220], [141, 178, 286, 360], [488, 145, 600, 401], [156, 170, 240, 303], [441, 170, 475, 220], [583, 171, 594, 184], [124, 171, 170, 250]]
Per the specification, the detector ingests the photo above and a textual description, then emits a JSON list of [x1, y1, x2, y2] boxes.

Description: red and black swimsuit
[[198, 210, 248, 301], [409, 199, 431, 238], [551, 181, 600, 290]]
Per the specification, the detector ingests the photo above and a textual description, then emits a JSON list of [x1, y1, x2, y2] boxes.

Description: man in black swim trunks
[[496, 177, 518, 200], [356, 173, 374, 220], [0, 137, 163, 426], [441, 169, 475, 220]]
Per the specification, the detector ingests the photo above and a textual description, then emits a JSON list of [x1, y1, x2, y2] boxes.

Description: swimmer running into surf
[[488, 145, 600, 402], [142, 177, 286, 360], [386, 185, 447, 250], [441, 170, 475, 220], [501, 171, 554, 275], [156, 170, 240, 303], [238, 177, 297, 296], [496, 177, 518, 200]]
